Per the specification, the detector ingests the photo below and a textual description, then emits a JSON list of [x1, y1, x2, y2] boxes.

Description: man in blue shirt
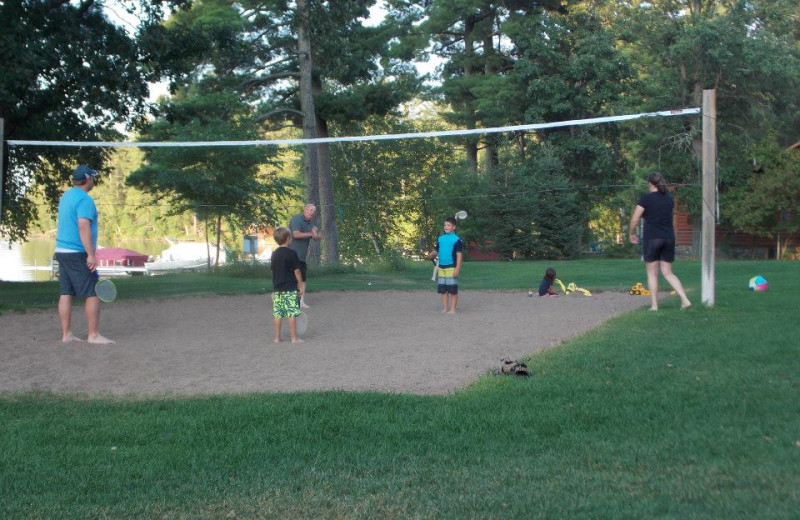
[[54, 165, 114, 344]]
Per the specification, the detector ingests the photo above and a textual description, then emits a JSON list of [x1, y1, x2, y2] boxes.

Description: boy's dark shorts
[[55, 252, 98, 298], [437, 267, 459, 294], [642, 238, 675, 263]]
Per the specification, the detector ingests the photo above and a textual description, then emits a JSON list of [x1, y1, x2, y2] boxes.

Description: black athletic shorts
[[55, 252, 98, 298], [298, 261, 307, 282], [642, 238, 675, 263]]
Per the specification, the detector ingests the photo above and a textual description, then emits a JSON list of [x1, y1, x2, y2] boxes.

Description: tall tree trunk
[[482, 15, 499, 172], [296, 0, 321, 265], [516, 132, 526, 159], [314, 97, 339, 264], [205, 216, 211, 269], [463, 16, 479, 172], [214, 212, 222, 267]]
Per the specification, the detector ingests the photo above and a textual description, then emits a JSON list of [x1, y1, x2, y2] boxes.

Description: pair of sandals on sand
[[498, 358, 531, 377]]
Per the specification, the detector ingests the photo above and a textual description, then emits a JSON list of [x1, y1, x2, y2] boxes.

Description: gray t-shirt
[[288, 213, 315, 261]]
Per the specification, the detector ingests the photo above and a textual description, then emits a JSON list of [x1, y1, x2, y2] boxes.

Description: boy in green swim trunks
[[270, 227, 304, 343]]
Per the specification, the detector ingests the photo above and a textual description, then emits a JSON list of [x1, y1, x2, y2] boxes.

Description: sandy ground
[[0, 291, 649, 397]]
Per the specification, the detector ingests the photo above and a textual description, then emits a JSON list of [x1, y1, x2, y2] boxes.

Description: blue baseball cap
[[72, 165, 99, 182]]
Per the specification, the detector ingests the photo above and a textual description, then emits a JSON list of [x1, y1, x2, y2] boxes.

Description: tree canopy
[[0, 0, 155, 241], [3, 0, 799, 260]]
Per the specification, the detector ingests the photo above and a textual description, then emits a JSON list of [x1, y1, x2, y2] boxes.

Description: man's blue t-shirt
[[436, 233, 463, 268], [56, 187, 98, 252]]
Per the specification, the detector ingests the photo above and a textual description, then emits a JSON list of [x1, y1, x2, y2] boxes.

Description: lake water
[[0, 237, 171, 282]]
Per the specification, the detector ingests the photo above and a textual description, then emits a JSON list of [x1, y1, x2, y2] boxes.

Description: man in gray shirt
[[289, 203, 322, 308]]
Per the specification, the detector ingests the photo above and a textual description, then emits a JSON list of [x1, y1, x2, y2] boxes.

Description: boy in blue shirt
[[428, 216, 464, 314]]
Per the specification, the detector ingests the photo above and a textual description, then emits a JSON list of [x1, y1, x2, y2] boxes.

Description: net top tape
[[6, 108, 700, 148]]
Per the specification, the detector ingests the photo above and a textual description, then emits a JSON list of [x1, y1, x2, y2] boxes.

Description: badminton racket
[[95, 278, 117, 303], [295, 311, 308, 335]]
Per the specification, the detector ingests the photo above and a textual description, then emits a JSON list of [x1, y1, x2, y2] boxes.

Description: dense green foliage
[[620, 0, 800, 218], [2, 0, 799, 261], [137, 0, 420, 263], [0, 0, 152, 241], [725, 133, 800, 258], [1, 260, 799, 517], [129, 85, 294, 265], [330, 113, 463, 258]]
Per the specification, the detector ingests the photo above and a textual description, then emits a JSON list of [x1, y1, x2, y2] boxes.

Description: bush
[[215, 261, 272, 278], [601, 242, 639, 258], [485, 152, 582, 259]]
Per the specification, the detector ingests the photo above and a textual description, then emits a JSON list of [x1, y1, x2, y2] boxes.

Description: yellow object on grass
[[555, 279, 592, 296], [567, 282, 592, 296], [629, 282, 651, 296]]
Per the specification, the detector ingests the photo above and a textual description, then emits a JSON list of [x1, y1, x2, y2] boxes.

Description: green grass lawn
[[1, 258, 693, 311], [1, 259, 799, 518]]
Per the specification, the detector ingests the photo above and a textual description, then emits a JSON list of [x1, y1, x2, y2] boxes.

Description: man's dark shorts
[[56, 252, 98, 298], [642, 238, 675, 263], [298, 261, 307, 282]]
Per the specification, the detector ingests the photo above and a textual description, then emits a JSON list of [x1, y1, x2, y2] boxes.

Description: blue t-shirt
[[56, 187, 98, 253], [436, 233, 463, 268]]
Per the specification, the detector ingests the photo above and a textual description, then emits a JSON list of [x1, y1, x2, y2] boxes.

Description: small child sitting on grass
[[270, 226, 304, 344]]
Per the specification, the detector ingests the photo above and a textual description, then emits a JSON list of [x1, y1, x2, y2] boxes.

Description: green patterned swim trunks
[[273, 291, 301, 318]]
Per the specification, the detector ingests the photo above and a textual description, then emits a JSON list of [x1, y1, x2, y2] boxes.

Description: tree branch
[[264, 123, 301, 132], [45, 0, 73, 11], [256, 108, 304, 123], [77, 0, 95, 16], [241, 71, 301, 91]]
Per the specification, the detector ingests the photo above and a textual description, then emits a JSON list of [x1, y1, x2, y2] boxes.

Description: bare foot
[[291, 338, 304, 344], [62, 332, 85, 343], [300, 302, 311, 309], [649, 307, 658, 311], [447, 310, 457, 315], [681, 302, 692, 310], [87, 334, 115, 345], [273, 338, 281, 343], [441, 309, 448, 314]]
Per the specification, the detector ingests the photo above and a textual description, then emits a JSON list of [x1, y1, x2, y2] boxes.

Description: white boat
[[157, 241, 227, 264], [144, 259, 209, 274], [144, 241, 226, 274]]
